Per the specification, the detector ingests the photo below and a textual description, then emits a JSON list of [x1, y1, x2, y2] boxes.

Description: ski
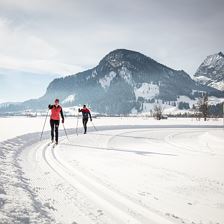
[[52, 143, 58, 148], [47, 141, 54, 146]]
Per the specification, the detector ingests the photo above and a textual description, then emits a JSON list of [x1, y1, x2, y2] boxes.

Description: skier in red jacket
[[48, 99, 64, 144], [78, 105, 92, 134]]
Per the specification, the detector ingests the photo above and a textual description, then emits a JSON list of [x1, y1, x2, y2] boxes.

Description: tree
[[208, 103, 223, 117], [198, 93, 209, 121], [153, 104, 164, 120], [178, 102, 190, 110], [151, 98, 155, 103]]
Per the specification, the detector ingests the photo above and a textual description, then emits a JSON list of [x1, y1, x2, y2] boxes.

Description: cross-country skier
[[78, 105, 92, 134], [48, 99, 64, 144]]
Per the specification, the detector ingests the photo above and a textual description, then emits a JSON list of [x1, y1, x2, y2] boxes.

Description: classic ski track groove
[[40, 131, 174, 224], [56, 130, 164, 212], [42, 142, 141, 223], [164, 129, 216, 155], [32, 140, 103, 224]]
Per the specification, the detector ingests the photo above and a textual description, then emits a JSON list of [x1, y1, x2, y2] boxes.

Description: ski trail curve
[[17, 126, 224, 224], [42, 141, 174, 224]]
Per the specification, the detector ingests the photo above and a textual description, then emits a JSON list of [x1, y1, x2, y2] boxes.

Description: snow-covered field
[[0, 117, 224, 224]]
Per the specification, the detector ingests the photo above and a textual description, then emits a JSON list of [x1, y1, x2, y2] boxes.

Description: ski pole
[[40, 110, 49, 141], [91, 120, 98, 131], [76, 112, 79, 136], [62, 123, 69, 141]]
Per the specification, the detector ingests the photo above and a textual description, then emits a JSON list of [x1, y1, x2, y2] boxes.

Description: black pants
[[82, 118, 88, 133], [50, 119, 60, 142]]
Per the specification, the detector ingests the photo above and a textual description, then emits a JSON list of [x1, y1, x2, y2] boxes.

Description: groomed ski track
[[1, 124, 224, 224]]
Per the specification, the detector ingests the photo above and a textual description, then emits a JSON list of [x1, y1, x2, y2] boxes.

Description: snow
[[92, 69, 97, 78], [1, 116, 223, 142], [195, 52, 224, 91], [163, 106, 189, 115], [99, 71, 117, 89], [86, 70, 97, 80], [141, 102, 157, 112], [119, 66, 133, 85], [203, 53, 224, 67], [194, 75, 211, 84], [1, 117, 224, 224], [176, 95, 224, 109], [207, 96, 224, 105], [131, 107, 138, 114], [134, 83, 159, 100], [62, 94, 75, 104], [192, 89, 206, 94], [210, 80, 224, 91], [136, 101, 191, 115], [194, 76, 224, 91], [177, 95, 196, 108]]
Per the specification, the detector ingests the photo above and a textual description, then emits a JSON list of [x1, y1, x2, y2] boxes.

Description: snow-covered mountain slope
[[194, 52, 224, 91], [1, 49, 223, 115], [62, 94, 76, 104]]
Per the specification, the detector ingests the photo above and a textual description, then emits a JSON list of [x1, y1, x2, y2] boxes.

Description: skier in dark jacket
[[48, 99, 64, 144], [78, 105, 92, 134]]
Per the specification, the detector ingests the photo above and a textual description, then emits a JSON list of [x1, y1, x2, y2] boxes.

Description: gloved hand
[[48, 104, 51, 109], [90, 118, 92, 122], [62, 119, 64, 123]]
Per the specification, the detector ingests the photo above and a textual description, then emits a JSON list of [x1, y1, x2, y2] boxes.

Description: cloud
[[0, 53, 83, 75], [0, 17, 83, 74], [0, 0, 223, 76], [0, 18, 57, 58]]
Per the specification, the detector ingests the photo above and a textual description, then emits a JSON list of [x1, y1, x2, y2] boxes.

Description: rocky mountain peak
[[194, 51, 224, 91], [101, 49, 149, 63], [218, 51, 224, 57], [98, 49, 155, 70]]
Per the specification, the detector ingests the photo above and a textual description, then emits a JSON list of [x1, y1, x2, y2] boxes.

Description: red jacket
[[81, 108, 90, 113], [49, 105, 64, 121], [79, 108, 92, 119]]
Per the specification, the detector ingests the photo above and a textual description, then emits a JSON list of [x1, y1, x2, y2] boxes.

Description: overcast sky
[[0, 0, 223, 77]]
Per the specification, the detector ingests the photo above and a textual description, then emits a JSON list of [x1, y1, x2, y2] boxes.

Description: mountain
[[194, 52, 224, 91], [1, 49, 223, 115]]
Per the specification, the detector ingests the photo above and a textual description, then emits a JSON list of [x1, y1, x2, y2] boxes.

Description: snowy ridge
[[209, 80, 224, 91], [194, 75, 211, 84], [99, 71, 117, 89], [119, 66, 133, 85], [62, 94, 75, 104], [194, 52, 224, 91], [201, 52, 224, 68]]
